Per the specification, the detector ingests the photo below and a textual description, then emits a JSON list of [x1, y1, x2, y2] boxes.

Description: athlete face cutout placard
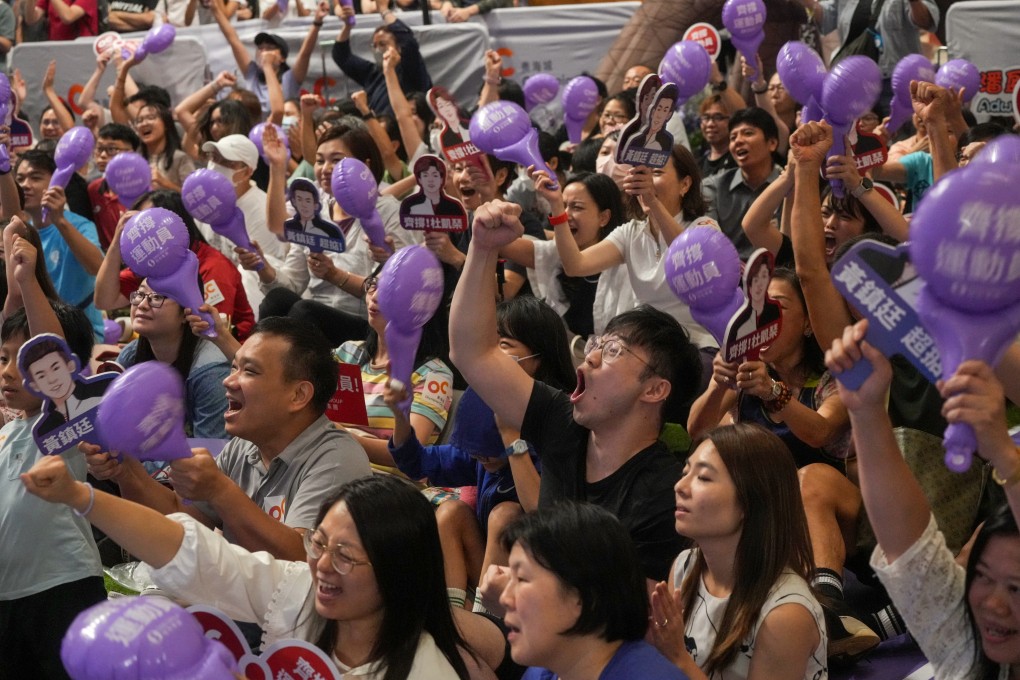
[[283, 178, 348, 254], [723, 249, 782, 363], [399, 155, 468, 232]]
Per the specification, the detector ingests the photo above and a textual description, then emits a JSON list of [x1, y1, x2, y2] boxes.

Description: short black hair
[[97, 123, 141, 152], [497, 79, 526, 110], [252, 317, 338, 414], [19, 336, 74, 372], [486, 155, 517, 195], [729, 106, 779, 143], [957, 123, 1010, 150], [605, 305, 702, 427], [132, 190, 208, 247], [15, 149, 56, 177], [569, 135, 603, 173], [1, 301, 94, 366], [501, 501, 649, 642]]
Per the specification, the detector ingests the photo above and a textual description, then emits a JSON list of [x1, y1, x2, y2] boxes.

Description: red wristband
[[548, 212, 568, 226]]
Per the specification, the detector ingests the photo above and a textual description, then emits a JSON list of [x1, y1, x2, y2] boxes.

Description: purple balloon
[[658, 41, 712, 101], [331, 157, 389, 252], [61, 597, 236, 680], [105, 152, 152, 210], [523, 73, 559, 111], [722, 0, 767, 82], [120, 207, 191, 279], [182, 170, 262, 270], [142, 22, 176, 54], [821, 56, 881, 197], [277, 0, 288, 12], [665, 226, 745, 345], [469, 101, 557, 189], [776, 41, 827, 107], [376, 245, 444, 412], [800, 96, 824, 124], [909, 164, 1020, 471], [887, 54, 936, 134], [339, 0, 355, 25], [936, 58, 980, 103], [96, 361, 192, 460], [149, 251, 218, 338], [561, 76, 600, 144], [970, 135, 1020, 167], [102, 318, 121, 345], [248, 122, 290, 163], [43, 127, 95, 223]]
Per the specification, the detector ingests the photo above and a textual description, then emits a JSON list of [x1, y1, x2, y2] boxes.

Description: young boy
[[0, 303, 106, 678]]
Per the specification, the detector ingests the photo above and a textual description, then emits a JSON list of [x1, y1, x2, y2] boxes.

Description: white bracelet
[[73, 482, 95, 517]]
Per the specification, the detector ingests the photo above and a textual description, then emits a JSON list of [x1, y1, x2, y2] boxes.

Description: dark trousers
[[0, 576, 107, 680]]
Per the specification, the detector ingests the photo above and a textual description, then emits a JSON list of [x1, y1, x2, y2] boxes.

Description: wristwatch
[[850, 177, 874, 199], [505, 439, 529, 457], [766, 379, 785, 401]]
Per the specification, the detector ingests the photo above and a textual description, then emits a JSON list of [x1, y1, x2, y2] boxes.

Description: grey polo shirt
[[702, 164, 783, 259], [192, 414, 371, 543], [818, 0, 939, 78]]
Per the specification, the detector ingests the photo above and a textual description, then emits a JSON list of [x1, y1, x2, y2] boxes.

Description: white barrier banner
[[945, 0, 1020, 123]]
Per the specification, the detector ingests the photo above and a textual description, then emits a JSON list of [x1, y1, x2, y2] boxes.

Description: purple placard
[[17, 333, 116, 455], [830, 240, 941, 388], [284, 178, 346, 254]]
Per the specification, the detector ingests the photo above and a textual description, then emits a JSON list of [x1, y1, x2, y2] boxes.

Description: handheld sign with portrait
[[617, 82, 678, 169], [283, 178, 347, 254], [615, 73, 660, 164], [18, 334, 116, 456], [723, 249, 782, 363], [399, 155, 468, 232], [429, 86, 484, 166]]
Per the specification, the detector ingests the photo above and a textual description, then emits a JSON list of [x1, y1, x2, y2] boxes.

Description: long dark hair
[[197, 99, 253, 145], [965, 503, 1019, 679], [680, 423, 815, 675], [131, 278, 202, 383], [496, 296, 575, 391], [138, 103, 183, 172], [309, 476, 473, 680], [564, 171, 626, 242], [671, 144, 707, 221], [769, 268, 825, 377]]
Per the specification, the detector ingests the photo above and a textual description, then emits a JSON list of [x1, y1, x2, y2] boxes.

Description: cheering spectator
[[21, 0, 97, 40]]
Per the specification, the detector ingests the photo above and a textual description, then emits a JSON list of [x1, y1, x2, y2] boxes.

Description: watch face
[[771, 381, 783, 397]]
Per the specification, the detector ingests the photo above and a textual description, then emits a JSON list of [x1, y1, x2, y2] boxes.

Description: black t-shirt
[[521, 380, 688, 581]]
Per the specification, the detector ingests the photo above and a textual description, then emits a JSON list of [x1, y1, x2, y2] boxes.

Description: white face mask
[[208, 161, 238, 183], [282, 115, 299, 131]]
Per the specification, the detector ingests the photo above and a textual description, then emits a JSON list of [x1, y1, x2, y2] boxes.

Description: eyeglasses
[[96, 145, 131, 157], [600, 111, 630, 122], [304, 530, 372, 575], [129, 291, 168, 308], [134, 113, 160, 126], [509, 352, 539, 363], [700, 114, 729, 124], [767, 84, 785, 93], [583, 335, 657, 375], [362, 277, 378, 294]]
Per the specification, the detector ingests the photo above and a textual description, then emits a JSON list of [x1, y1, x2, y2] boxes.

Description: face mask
[[282, 115, 299, 131], [595, 152, 614, 176], [208, 161, 238, 183]]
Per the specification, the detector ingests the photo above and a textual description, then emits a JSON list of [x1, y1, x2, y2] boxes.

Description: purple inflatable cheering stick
[[104, 151, 152, 210], [120, 207, 217, 337], [61, 597, 236, 680], [523, 73, 559, 112], [182, 169, 263, 270], [561, 76, 600, 145], [665, 226, 745, 346], [722, 0, 767, 83], [658, 40, 712, 106], [376, 245, 444, 414], [821, 56, 881, 198], [42, 127, 95, 224], [936, 59, 981, 104], [886, 54, 936, 135], [908, 162, 1020, 472], [249, 121, 290, 163], [0, 73, 10, 174], [133, 22, 176, 62], [96, 361, 194, 462], [339, 0, 355, 24], [776, 41, 827, 124], [470, 101, 557, 189], [331, 157, 390, 252]]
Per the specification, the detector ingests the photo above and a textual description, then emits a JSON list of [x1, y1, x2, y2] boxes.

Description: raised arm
[[744, 55, 789, 155], [299, 94, 320, 179], [41, 187, 103, 275], [42, 61, 75, 133], [109, 58, 138, 126], [789, 121, 851, 350], [381, 46, 425, 158], [210, 0, 253, 73], [478, 50, 502, 109], [824, 151, 909, 242], [825, 320, 930, 562], [910, 80, 959, 184], [449, 200, 536, 430], [263, 124, 290, 238], [291, 2, 328, 85], [261, 52, 285, 126], [353, 89, 404, 181], [94, 211, 133, 310], [10, 230, 63, 337], [78, 50, 114, 112], [742, 156, 793, 255]]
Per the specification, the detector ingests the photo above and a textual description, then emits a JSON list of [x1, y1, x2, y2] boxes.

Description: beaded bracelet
[[73, 482, 95, 517]]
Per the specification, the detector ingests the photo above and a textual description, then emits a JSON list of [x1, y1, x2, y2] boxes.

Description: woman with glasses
[[334, 271, 453, 469], [384, 296, 575, 610], [133, 102, 196, 193], [116, 277, 231, 441], [597, 93, 637, 138], [21, 463, 503, 679]]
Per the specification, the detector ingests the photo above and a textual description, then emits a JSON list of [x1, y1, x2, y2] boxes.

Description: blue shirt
[[37, 211, 104, 339], [523, 640, 690, 680]]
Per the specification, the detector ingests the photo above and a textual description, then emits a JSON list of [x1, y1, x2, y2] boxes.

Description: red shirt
[[119, 241, 255, 340], [87, 177, 125, 252], [38, 0, 98, 41]]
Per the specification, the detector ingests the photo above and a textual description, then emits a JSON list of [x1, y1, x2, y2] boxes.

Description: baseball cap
[[202, 134, 259, 170], [254, 33, 289, 60]]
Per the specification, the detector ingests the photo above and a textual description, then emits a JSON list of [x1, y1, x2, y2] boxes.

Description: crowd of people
[[1, 0, 1019, 679]]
